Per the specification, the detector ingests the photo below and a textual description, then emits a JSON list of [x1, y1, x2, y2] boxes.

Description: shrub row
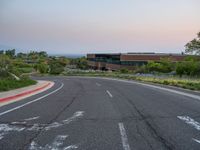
[[0, 78, 37, 92]]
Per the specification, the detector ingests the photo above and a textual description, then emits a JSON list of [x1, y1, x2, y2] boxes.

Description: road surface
[[0, 76, 200, 150]]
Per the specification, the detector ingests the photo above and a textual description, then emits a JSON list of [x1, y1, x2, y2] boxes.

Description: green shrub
[[120, 68, 129, 74], [37, 64, 48, 74], [49, 63, 64, 74], [0, 78, 37, 91], [163, 80, 169, 85], [17, 67, 33, 73], [146, 60, 173, 73], [176, 61, 200, 77]]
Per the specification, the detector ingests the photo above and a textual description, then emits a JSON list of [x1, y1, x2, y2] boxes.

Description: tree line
[[0, 50, 88, 79], [1, 31, 200, 78]]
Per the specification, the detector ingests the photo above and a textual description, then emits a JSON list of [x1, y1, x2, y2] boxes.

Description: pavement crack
[[75, 116, 178, 123], [135, 122, 154, 150], [20, 82, 85, 150], [110, 85, 176, 150]]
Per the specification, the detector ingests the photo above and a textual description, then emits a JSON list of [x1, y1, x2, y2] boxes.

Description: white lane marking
[[24, 116, 40, 121], [118, 122, 131, 150], [106, 90, 113, 98], [103, 78, 200, 101], [193, 138, 200, 144], [12, 121, 26, 125], [177, 116, 200, 130], [96, 83, 101, 86], [29, 135, 78, 150], [74, 77, 200, 101], [64, 145, 78, 149], [0, 83, 64, 117], [0, 123, 25, 140], [0, 111, 84, 140], [45, 111, 84, 130]]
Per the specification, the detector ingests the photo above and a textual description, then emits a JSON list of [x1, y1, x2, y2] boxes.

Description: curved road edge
[[0, 80, 55, 107], [68, 76, 200, 101]]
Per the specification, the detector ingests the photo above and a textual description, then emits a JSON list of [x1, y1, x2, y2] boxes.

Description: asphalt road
[[0, 76, 200, 150]]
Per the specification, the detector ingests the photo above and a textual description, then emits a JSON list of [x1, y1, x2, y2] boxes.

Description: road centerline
[[0, 83, 64, 117], [118, 122, 131, 150], [106, 90, 113, 98]]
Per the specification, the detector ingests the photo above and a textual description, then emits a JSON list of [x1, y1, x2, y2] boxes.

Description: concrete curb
[[0, 81, 53, 103]]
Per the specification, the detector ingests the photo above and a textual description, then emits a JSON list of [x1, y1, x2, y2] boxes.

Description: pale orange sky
[[0, 0, 200, 54]]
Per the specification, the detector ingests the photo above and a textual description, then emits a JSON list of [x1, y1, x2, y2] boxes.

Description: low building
[[87, 53, 187, 71]]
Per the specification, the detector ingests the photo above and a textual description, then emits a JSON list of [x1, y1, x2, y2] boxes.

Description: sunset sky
[[0, 0, 200, 54]]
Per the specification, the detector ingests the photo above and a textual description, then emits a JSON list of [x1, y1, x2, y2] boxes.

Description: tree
[[17, 52, 27, 59], [28, 51, 39, 60], [38, 51, 48, 58], [0, 50, 4, 54], [0, 55, 11, 78], [176, 60, 200, 77], [5, 49, 15, 58], [159, 58, 174, 73], [185, 32, 200, 55], [176, 62, 185, 77], [70, 57, 88, 69], [0, 55, 11, 70]]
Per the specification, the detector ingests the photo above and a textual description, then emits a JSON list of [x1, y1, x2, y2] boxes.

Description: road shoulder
[[0, 80, 54, 107]]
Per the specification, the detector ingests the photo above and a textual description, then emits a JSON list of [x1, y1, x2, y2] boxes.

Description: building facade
[[87, 53, 188, 71]]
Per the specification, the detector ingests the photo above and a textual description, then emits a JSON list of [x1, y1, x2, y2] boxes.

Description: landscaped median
[[0, 80, 54, 106]]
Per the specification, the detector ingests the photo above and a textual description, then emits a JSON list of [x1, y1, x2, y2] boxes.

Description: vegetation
[[36, 63, 49, 74], [69, 57, 89, 70], [0, 32, 200, 91], [0, 77, 37, 92], [63, 70, 200, 91], [0, 49, 89, 78], [120, 68, 129, 73], [146, 58, 174, 73], [63, 31, 200, 91], [49, 63, 64, 75], [185, 32, 200, 55]]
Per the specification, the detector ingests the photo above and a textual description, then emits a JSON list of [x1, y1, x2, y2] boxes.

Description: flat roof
[[87, 53, 187, 56]]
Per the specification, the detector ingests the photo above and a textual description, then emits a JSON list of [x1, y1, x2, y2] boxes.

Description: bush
[[146, 59, 173, 73], [17, 68, 34, 73], [49, 63, 64, 74], [0, 70, 9, 79], [69, 57, 88, 69], [12, 61, 32, 68], [176, 61, 200, 77], [37, 63, 48, 74], [0, 77, 36, 91], [120, 68, 129, 73], [134, 65, 147, 74]]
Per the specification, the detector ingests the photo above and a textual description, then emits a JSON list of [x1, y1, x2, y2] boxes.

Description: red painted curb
[[0, 82, 51, 103]]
